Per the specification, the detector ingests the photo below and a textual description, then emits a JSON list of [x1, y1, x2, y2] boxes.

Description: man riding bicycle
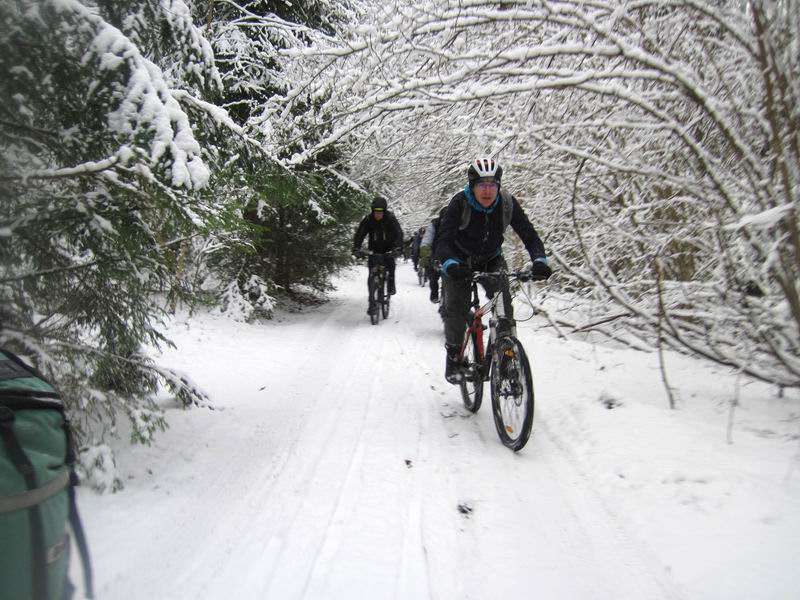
[[436, 158, 552, 383], [353, 195, 404, 299]]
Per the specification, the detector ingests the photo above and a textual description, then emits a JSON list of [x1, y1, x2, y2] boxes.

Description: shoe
[[429, 291, 439, 303], [388, 283, 396, 295], [445, 344, 462, 384]]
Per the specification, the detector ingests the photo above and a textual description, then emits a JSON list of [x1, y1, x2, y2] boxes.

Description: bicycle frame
[[459, 271, 518, 366]]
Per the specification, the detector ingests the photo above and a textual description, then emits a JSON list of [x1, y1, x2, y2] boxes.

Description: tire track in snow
[[144, 280, 391, 599], [231, 269, 436, 599], [156, 300, 377, 598]]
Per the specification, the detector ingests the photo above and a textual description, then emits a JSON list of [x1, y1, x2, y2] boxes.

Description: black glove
[[530, 257, 552, 280]]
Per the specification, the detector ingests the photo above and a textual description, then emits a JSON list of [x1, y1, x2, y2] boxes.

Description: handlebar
[[353, 249, 400, 259], [472, 270, 549, 284]]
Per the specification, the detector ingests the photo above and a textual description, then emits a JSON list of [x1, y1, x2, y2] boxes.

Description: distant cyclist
[[353, 195, 404, 296], [410, 227, 425, 272], [435, 158, 552, 383], [419, 206, 447, 304]]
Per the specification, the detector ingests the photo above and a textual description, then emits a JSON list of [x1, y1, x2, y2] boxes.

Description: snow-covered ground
[[72, 263, 800, 600]]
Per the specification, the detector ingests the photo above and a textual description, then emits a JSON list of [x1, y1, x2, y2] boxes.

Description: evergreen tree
[[197, 0, 368, 312], [0, 0, 239, 486]]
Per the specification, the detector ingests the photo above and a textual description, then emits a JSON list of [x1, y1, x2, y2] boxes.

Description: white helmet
[[468, 158, 502, 186]]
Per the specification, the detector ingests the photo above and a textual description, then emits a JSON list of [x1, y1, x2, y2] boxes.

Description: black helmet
[[467, 157, 502, 188], [371, 195, 388, 211]]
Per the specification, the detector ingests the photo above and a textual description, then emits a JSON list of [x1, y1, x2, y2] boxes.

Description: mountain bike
[[456, 269, 546, 451], [358, 251, 393, 325]]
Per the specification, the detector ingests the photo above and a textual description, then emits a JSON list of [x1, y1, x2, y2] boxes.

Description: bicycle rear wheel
[[459, 329, 484, 413], [490, 336, 534, 451], [369, 275, 380, 325]]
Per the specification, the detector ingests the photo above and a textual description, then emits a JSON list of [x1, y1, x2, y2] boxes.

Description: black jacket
[[353, 210, 403, 254], [435, 189, 546, 265]]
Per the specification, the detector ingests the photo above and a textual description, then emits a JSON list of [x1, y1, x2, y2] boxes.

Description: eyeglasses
[[475, 182, 498, 191]]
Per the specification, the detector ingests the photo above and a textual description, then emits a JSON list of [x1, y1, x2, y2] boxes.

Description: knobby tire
[[459, 329, 484, 413], [369, 275, 380, 325], [490, 336, 534, 451], [380, 274, 390, 319]]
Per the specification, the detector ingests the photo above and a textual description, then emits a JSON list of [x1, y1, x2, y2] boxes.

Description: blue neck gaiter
[[464, 184, 499, 214]]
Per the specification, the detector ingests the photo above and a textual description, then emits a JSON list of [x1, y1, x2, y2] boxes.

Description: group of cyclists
[[352, 158, 552, 384]]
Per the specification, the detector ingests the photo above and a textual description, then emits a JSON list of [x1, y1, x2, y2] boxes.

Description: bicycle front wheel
[[490, 336, 534, 451], [369, 275, 380, 325], [380, 276, 390, 319], [459, 330, 484, 413]]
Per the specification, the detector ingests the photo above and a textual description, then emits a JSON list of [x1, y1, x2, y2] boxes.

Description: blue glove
[[530, 256, 552, 280], [442, 259, 471, 280]]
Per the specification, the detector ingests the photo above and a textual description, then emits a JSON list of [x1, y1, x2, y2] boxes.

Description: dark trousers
[[441, 255, 507, 346], [368, 254, 396, 291], [426, 263, 440, 296]]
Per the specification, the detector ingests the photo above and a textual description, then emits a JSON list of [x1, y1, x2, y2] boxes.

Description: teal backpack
[[0, 349, 94, 600]]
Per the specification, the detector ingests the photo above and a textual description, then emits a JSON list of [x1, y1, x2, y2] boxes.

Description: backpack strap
[[0, 468, 69, 513], [499, 188, 513, 230], [68, 479, 95, 599], [62, 414, 95, 600]]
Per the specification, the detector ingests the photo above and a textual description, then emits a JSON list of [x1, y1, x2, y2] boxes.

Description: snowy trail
[[75, 263, 688, 600]]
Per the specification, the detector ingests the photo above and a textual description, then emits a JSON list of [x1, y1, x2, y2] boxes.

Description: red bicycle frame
[[459, 281, 490, 365]]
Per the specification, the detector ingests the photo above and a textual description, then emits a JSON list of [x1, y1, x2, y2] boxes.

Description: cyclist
[[353, 195, 404, 298], [435, 158, 552, 383], [410, 227, 425, 272], [419, 206, 447, 303]]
